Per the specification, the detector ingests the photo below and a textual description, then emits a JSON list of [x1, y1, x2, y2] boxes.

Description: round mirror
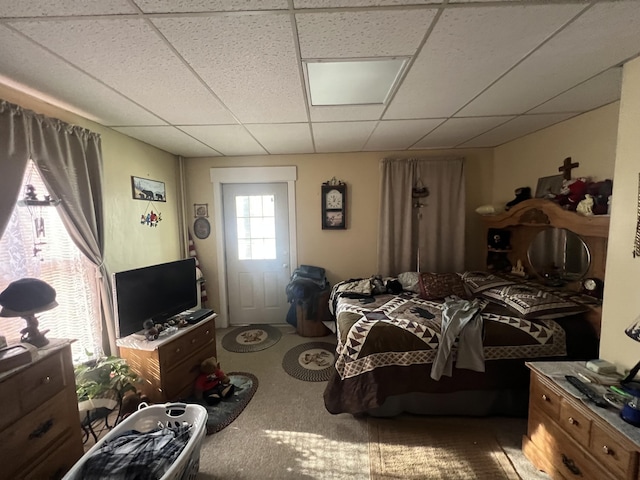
[[527, 227, 590, 284]]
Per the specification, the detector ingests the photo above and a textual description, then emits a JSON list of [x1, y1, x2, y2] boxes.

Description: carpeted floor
[[196, 325, 550, 480]]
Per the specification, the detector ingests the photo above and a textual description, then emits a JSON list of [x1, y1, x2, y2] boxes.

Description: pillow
[[334, 278, 373, 295], [398, 272, 421, 293], [461, 271, 514, 295], [418, 273, 468, 300], [481, 284, 587, 319]]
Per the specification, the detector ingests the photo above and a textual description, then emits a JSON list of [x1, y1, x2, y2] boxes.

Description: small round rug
[[282, 342, 336, 382], [183, 372, 258, 435], [221, 325, 282, 353]]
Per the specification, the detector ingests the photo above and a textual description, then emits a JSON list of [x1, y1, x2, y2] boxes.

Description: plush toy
[[555, 178, 588, 210], [576, 194, 594, 216], [505, 187, 531, 211], [195, 357, 234, 405], [143, 319, 159, 341], [586, 179, 613, 215]]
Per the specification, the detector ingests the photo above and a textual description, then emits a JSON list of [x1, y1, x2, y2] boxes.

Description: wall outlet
[[586, 359, 617, 374]]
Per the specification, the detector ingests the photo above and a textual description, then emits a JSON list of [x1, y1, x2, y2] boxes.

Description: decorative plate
[[194, 217, 211, 239]]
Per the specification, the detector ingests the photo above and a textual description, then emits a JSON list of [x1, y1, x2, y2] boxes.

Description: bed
[[323, 199, 608, 417]]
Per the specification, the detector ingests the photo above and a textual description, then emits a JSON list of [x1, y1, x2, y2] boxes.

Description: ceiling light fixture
[[304, 58, 408, 107]]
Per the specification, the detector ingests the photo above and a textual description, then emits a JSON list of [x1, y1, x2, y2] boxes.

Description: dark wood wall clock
[[321, 178, 347, 230]]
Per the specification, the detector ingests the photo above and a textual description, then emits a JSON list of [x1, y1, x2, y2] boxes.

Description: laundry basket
[[64, 402, 208, 480]]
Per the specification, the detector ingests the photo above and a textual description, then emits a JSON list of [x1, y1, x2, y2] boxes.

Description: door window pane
[[235, 195, 276, 260]]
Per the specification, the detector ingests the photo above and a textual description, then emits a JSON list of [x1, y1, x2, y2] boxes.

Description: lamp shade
[[0, 278, 57, 317]]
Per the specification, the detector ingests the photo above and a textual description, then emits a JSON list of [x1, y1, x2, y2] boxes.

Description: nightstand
[[523, 361, 640, 480]]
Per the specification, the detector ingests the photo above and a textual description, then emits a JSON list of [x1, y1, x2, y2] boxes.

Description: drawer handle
[[29, 419, 54, 440], [191, 339, 196, 344], [205, 330, 210, 335], [561, 454, 581, 476], [42, 376, 51, 384], [175, 348, 181, 353], [541, 394, 549, 402], [568, 417, 577, 425], [603, 445, 613, 455]]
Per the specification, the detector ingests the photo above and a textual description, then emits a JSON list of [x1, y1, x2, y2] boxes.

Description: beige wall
[[493, 103, 619, 206], [184, 150, 494, 315], [599, 56, 640, 370], [0, 84, 182, 276]]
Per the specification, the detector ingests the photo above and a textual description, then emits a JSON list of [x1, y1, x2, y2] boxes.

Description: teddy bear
[[194, 356, 234, 405]]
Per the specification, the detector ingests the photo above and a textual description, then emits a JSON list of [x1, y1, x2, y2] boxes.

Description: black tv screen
[[112, 258, 197, 338]]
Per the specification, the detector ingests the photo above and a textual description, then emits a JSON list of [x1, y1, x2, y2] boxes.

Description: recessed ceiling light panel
[[305, 58, 408, 106]]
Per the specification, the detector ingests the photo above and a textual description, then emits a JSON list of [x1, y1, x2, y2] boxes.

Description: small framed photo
[[194, 203, 208, 218], [535, 174, 564, 199], [131, 176, 166, 202]]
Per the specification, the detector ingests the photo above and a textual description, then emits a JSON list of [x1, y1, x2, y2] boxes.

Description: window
[[235, 195, 276, 260], [0, 162, 101, 361]]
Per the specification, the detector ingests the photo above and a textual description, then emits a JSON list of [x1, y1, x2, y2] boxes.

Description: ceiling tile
[[530, 68, 622, 114], [179, 125, 268, 156], [412, 116, 515, 149], [152, 14, 307, 124], [0, 0, 136, 17], [312, 121, 377, 152], [384, 3, 585, 120], [0, 25, 164, 126], [458, 1, 640, 116], [245, 123, 314, 154], [364, 119, 444, 151], [134, 0, 288, 13], [296, 9, 436, 59], [10, 18, 238, 125], [113, 126, 221, 157], [459, 113, 576, 148], [294, 0, 439, 7]]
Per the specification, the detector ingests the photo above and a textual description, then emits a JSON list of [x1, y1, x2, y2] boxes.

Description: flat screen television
[[112, 258, 197, 338]]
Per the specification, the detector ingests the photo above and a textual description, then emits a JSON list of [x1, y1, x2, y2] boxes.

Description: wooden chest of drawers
[[0, 341, 83, 480], [118, 315, 217, 403], [523, 361, 640, 480]]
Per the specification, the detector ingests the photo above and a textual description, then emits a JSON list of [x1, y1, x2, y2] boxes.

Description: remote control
[[565, 375, 609, 408]]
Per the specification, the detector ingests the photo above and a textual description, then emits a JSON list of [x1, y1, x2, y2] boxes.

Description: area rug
[[368, 416, 521, 480], [183, 372, 258, 435], [282, 341, 336, 382], [221, 325, 282, 353]]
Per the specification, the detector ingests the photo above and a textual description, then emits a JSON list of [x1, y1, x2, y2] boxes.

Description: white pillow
[[398, 272, 421, 293]]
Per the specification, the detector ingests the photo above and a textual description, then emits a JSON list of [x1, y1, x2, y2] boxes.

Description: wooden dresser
[[117, 314, 217, 403], [523, 361, 640, 480], [0, 340, 83, 480]]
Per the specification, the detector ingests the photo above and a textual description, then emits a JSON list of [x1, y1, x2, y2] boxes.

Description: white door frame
[[210, 166, 297, 328]]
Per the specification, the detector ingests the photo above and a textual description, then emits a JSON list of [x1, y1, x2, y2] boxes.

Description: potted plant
[[74, 356, 139, 414]]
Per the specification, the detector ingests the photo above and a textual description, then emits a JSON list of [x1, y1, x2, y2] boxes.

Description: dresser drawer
[[590, 422, 636, 479], [0, 389, 73, 479], [530, 373, 561, 420], [0, 373, 22, 430], [19, 350, 66, 413], [23, 432, 83, 480], [162, 342, 216, 400], [161, 322, 215, 368], [559, 399, 591, 448]]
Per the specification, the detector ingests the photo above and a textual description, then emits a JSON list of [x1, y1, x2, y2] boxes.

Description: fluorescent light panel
[[306, 58, 407, 106]]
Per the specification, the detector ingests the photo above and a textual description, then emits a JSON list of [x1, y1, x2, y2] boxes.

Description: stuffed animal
[[576, 194, 594, 216], [194, 356, 234, 405], [504, 187, 531, 211]]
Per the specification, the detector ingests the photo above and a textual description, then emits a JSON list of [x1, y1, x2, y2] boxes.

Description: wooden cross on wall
[[558, 157, 579, 180]]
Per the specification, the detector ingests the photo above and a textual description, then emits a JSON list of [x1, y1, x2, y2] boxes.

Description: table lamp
[[621, 315, 640, 426], [0, 278, 57, 348]]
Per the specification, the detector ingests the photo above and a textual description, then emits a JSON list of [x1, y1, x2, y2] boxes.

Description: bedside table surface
[[527, 360, 640, 447]]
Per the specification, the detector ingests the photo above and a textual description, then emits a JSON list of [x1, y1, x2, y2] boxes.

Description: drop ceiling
[[0, 0, 638, 158]]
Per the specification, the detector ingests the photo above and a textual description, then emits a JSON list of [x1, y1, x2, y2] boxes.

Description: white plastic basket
[[64, 402, 208, 480]]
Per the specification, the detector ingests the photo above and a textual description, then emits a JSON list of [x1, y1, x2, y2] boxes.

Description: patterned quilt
[[334, 292, 566, 380]]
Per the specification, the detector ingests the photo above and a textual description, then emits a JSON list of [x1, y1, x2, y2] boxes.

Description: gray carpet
[[197, 325, 549, 480]]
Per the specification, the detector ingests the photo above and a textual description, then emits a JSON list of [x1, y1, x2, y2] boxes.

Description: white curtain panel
[[378, 157, 465, 276], [0, 99, 116, 354]]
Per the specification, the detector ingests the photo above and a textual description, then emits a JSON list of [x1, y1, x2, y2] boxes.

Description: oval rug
[[282, 342, 336, 382], [221, 325, 282, 353]]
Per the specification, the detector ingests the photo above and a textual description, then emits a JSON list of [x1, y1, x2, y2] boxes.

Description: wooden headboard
[[481, 199, 610, 338]]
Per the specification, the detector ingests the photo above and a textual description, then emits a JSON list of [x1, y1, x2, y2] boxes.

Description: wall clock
[[321, 180, 346, 230], [580, 277, 604, 299], [194, 216, 211, 239]]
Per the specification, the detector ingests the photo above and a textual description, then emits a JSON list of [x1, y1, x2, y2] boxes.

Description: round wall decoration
[[194, 217, 211, 239]]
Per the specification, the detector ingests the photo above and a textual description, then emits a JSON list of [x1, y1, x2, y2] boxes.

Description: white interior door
[[223, 183, 291, 325]]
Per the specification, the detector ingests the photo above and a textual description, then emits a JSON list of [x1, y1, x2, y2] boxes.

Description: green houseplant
[[75, 356, 139, 412]]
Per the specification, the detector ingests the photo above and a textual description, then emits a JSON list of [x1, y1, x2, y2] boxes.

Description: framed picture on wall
[[131, 176, 166, 202], [194, 203, 208, 217]]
